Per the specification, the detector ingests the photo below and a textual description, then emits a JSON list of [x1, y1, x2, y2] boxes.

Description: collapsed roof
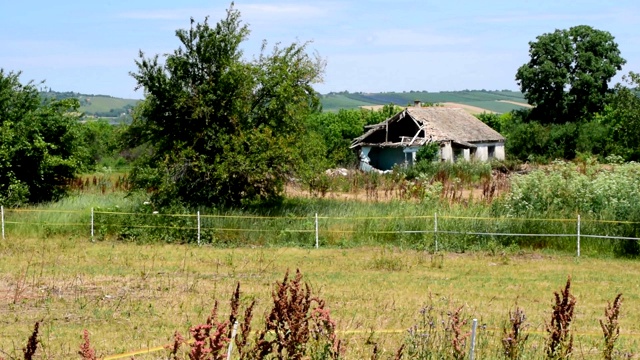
[[351, 107, 505, 149]]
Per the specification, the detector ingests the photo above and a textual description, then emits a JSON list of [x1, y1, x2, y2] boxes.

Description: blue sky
[[2, 1, 639, 99]]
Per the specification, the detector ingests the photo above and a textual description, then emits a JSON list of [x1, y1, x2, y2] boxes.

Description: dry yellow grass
[[1, 237, 640, 358], [438, 102, 497, 115], [496, 100, 533, 108]]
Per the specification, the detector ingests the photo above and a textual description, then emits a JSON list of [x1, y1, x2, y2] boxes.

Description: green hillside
[[320, 90, 529, 113], [41, 91, 139, 118], [40, 89, 529, 117]]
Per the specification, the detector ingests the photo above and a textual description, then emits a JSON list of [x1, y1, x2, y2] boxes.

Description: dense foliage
[[500, 160, 640, 256], [0, 70, 83, 206], [77, 119, 127, 170], [126, 5, 324, 207], [305, 105, 398, 167], [516, 25, 625, 124]]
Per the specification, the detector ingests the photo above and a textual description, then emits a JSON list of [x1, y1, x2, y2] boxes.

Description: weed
[[22, 320, 41, 360], [370, 248, 406, 271], [545, 276, 576, 359], [430, 253, 444, 269], [600, 293, 623, 360], [446, 305, 469, 360], [502, 306, 529, 360], [78, 330, 96, 360]]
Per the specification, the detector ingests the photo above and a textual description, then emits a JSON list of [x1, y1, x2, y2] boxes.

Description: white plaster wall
[[472, 143, 506, 161], [474, 146, 489, 161], [441, 142, 453, 162], [494, 144, 505, 160], [463, 149, 470, 161]]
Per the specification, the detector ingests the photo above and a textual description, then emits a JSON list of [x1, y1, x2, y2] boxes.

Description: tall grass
[[3, 160, 640, 257]]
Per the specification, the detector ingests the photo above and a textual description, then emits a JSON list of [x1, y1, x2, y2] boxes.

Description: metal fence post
[[577, 214, 581, 257], [434, 212, 438, 253], [227, 321, 238, 359], [469, 318, 478, 360], [1, 205, 4, 240], [90, 207, 94, 242], [197, 210, 201, 246], [315, 213, 319, 249]]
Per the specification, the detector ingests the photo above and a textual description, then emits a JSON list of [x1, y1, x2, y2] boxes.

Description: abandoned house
[[350, 104, 505, 171]]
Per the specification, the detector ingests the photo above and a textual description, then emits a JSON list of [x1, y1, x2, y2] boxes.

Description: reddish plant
[[78, 329, 97, 360], [310, 298, 344, 359], [166, 331, 186, 359], [446, 306, 469, 360], [502, 306, 529, 359], [600, 293, 623, 360], [251, 269, 344, 359], [236, 298, 255, 360], [187, 301, 230, 360], [545, 276, 576, 359], [23, 320, 41, 360]]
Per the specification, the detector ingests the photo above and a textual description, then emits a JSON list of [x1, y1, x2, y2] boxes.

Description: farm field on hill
[[1, 237, 639, 359], [320, 90, 529, 113]]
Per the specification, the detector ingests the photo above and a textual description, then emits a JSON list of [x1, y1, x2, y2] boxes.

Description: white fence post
[[434, 212, 438, 253], [197, 210, 201, 246], [227, 321, 238, 359], [469, 318, 478, 360], [90, 207, 94, 242], [315, 213, 319, 249], [577, 214, 581, 257], [1, 205, 4, 240]]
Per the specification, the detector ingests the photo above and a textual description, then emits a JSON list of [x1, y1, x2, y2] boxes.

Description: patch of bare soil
[[496, 100, 533, 108], [438, 102, 496, 114]]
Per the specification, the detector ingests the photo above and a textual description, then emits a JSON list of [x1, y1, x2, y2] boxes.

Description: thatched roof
[[351, 107, 505, 148]]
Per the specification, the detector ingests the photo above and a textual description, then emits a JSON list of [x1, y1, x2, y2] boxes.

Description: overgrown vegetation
[[4, 266, 633, 359], [0, 70, 85, 206]]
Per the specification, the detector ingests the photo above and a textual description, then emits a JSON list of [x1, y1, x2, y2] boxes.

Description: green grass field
[[77, 95, 139, 115], [1, 237, 639, 359]]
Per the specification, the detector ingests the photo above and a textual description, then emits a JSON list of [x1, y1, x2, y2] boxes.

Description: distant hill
[[40, 89, 530, 118], [40, 91, 139, 120], [319, 90, 530, 113]]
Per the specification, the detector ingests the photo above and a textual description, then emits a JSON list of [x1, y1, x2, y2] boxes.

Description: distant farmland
[[320, 90, 529, 113], [43, 89, 530, 116]]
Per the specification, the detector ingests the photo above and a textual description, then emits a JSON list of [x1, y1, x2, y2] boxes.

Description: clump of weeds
[[502, 306, 529, 359], [600, 293, 623, 360], [545, 275, 576, 360]]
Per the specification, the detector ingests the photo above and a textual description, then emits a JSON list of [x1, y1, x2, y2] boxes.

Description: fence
[[2, 205, 640, 256]]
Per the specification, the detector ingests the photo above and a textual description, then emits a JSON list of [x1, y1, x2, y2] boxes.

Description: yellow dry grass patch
[[1, 237, 640, 358], [438, 102, 496, 115], [496, 100, 533, 108]]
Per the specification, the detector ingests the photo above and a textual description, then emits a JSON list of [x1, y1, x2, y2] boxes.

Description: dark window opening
[[488, 145, 495, 159]]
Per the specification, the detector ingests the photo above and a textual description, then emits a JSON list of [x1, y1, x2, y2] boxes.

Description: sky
[[2, 1, 639, 99]]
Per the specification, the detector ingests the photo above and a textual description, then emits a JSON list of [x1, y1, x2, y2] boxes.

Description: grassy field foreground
[[1, 237, 640, 359]]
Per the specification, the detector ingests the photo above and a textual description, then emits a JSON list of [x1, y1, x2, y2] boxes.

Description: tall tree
[[0, 70, 83, 206], [595, 72, 640, 160], [516, 25, 625, 124], [126, 5, 325, 207]]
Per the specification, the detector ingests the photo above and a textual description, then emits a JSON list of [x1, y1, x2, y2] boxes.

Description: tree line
[[1, 5, 639, 208], [485, 25, 639, 163]]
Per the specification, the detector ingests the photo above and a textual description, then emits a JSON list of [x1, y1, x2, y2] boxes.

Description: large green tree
[[516, 25, 625, 124], [594, 72, 640, 160], [126, 5, 325, 207], [305, 105, 398, 167], [0, 70, 83, 206]]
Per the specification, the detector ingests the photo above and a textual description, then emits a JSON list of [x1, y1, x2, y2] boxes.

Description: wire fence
[[2, 205, 640, 256]]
